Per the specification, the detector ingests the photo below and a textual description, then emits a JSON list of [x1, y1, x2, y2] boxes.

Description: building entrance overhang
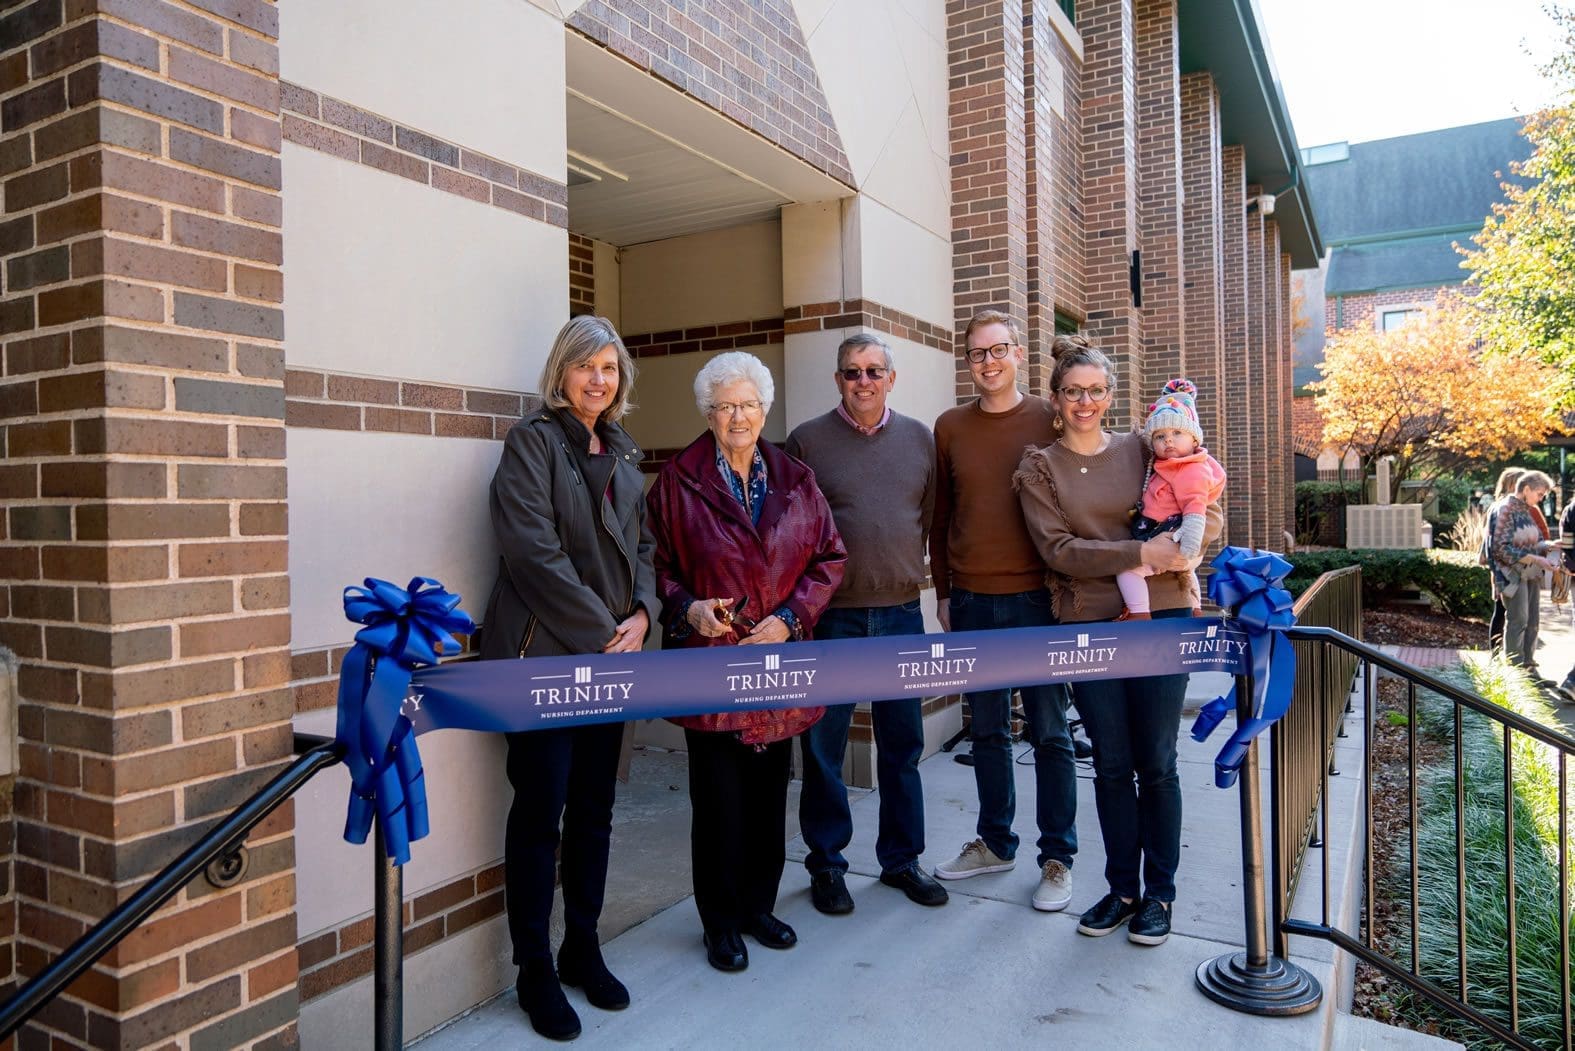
[[565, 31, 852, 247]]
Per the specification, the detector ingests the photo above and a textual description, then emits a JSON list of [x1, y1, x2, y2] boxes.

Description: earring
[[1053, 415, 1064, 432]]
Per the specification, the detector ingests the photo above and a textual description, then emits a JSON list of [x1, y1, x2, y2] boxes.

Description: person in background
[[787, 332, 948, 915], [481, 315, 657, 1041], [1490, 470, 1559, 678], [1482, 468, 1524, 652], [646, 351, 847, 974]]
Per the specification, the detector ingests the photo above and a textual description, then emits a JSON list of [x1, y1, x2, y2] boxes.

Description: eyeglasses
[[964, 342, 1014, 364], [1057, 385, 1111, 403], [838, 366, 889, 382], [711, 400, 764, 417]]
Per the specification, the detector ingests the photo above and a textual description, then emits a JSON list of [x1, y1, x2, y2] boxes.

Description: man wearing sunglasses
[[928, 310, 1078, 914], [786, 332, 948, 915]]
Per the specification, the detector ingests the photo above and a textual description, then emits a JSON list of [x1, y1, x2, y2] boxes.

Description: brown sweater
[[930, 395, 1059, 599], [1014, 430, 1224, 623]]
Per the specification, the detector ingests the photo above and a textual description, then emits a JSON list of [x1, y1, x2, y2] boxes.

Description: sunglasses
[[838, 366, 889, 382]]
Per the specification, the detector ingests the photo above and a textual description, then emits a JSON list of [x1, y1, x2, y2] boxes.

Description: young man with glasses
[[785, 332, 949, 914], [928, 310, 1078, 912]]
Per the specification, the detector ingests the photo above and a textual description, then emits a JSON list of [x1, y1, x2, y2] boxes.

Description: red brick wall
[[1281, 252, 1295, 535], [1244, 187, 1268, 546], [568, 233, 594, 317], [1263, 219, 1284, 545], [1024, 0, 1056, 395], [949, 0, 1029, 401], [1048, 25, 1085, 326], [1219, 146, 1251, 547], [1180, 72, 1223, 472], [1327, 286, 1444, 332], [1, 2, 298, 1047], [1135, 0, 1184, 393], [568, 1, 852, 185], [1078, 0, 1143, 429]]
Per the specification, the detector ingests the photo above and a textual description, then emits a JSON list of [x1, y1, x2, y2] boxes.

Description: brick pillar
[[1281, 251, 1295, 536], [1180, 73, 1222, 477], [1244, 185, 1267, 547], [1220, 146, 1251, 547], [1, 4, 297, 1047], [567, 232, 594, 317], [1023, 0, 1056, 396], [1078, 0, 1143, 428], [1263, 219, 1285, 547], [1134, 0, 1183, 399], [949, 0, 1028, 401]]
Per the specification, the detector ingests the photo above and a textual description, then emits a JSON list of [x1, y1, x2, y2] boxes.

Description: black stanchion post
[[1196, 671, 1323, 1015], [374, 819, 404, 1050]]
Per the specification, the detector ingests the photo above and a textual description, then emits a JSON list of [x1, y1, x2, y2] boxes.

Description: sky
[[1255, 0, 1566, 148]]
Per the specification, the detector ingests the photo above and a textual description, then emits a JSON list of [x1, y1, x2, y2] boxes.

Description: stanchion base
[[1196, 952, 1322, 1016]]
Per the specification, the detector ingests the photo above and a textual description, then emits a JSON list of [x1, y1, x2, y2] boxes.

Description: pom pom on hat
[[1142, 377, 1203, 447]]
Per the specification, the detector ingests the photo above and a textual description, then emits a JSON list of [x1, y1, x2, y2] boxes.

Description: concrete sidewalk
[[412, 668, 1451, 1049]]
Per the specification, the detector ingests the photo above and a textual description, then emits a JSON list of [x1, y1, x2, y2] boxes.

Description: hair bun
[[1050, 333, 1093, 362], [1161, 378, 1197, 397]]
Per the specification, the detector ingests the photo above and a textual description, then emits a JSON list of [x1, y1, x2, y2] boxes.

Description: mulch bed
[[1361, 605, 1489, 650]]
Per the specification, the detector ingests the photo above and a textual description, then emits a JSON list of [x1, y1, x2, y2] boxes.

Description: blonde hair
[[1493, 467, 1524, 498], [540, 315, 637, 422], [963, 309, 1021, 347]]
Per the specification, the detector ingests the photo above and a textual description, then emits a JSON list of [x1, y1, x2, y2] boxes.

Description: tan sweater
[[930, 395, 1060, 599], [1014, 430, 1224, 623]]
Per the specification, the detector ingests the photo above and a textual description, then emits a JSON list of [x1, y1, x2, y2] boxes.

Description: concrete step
[[1329, 1010, 1463, 1050]]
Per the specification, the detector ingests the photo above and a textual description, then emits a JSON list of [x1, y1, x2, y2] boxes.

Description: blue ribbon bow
[[336, 577, 475, 864], [1189, 547, 1297, 788]]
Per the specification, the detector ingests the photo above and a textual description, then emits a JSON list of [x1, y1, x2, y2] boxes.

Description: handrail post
[[1196, 671, 1323, 1015], [374, 819, 403, 1050]]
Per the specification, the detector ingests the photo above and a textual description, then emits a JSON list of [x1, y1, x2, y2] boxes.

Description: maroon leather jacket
[[647, 431, 847, 744]]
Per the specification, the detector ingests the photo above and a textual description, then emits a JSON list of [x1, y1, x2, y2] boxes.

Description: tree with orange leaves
[[1308, 296, 1563, 503]]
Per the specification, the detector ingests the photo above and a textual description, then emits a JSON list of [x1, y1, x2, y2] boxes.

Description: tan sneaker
[[1031, 860, 1072, 912], [934, 838, 1015, 880]]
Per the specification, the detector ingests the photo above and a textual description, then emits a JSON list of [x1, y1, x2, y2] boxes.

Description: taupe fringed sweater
[[1014, 431, 1223, 623]]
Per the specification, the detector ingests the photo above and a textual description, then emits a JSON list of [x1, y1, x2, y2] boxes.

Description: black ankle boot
[[558, 937, 630, 1011], [517, 960, 581, 1041]]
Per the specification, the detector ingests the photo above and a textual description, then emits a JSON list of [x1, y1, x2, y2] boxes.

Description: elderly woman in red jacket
[[647, 350, 846, 974]]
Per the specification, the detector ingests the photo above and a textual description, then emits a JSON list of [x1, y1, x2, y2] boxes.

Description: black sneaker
[[810, 870, 855, 914], [1127, 897, 1172, 946], [1076, 893, 1139, 937], [1560, 678, 1575, 705]]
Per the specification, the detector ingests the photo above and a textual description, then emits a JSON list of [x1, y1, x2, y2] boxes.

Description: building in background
[[0, 0, 1317, 1043], [1291, 118, 1529, 481]]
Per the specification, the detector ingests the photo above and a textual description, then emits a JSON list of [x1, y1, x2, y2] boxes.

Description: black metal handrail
[[0, 734, 345, 1040], [1277, 624, 1575, 1051]]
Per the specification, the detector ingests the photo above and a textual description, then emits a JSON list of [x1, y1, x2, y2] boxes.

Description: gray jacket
[[479, 400, 658, 660]]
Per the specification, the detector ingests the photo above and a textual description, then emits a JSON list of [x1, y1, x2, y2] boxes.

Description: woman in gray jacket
[[479, 315, 658, 1041]]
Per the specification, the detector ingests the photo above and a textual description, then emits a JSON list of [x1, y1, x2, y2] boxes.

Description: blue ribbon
[[1189, 546, 1298, 788], [335, 577, 475, 864]]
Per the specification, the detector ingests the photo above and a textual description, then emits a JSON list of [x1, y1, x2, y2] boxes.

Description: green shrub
[[1387, 659, 1573, 1049], [1284, 548, 1490, 619], [1294, 480, 1358, 546]]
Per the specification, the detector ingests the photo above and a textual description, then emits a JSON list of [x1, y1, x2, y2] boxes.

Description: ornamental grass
[[1385, 657, 1572, 1048]]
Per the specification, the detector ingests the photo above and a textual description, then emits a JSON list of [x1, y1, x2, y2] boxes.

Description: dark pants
[[504, 721, 624, 964], [685, 728, 791, 934], [950, 587, 1077, 868], [1071, 608, 1190, 903], [1489, 597, 1506, 651], [800, 600, 927, 876]]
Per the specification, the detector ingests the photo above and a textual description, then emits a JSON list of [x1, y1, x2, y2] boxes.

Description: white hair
[[693, 351, 775, 416]]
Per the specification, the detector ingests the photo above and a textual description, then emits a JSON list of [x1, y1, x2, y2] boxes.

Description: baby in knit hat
[[1117, 378, 1227, 618]]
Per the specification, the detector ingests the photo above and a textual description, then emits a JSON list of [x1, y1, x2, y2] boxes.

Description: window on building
[[1054, 311, 1081, 335], [1300, 142, 1349, 166], [1379, 308, 1427, 332], [1058, 0, 1075, 23]]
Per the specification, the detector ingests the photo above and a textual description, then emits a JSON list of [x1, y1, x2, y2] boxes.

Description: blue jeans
[[1071, 607, 1190, 903], [800, 600, 927, 876], [950, 587, 1076, 868]]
